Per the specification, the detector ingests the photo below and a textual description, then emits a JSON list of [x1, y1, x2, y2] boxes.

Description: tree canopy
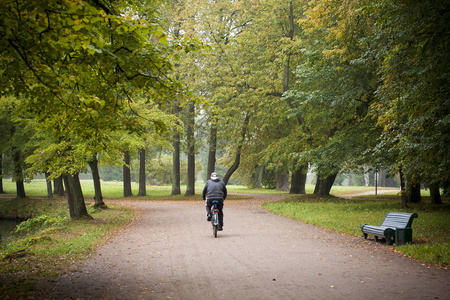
[[1, 0, 448, 205]]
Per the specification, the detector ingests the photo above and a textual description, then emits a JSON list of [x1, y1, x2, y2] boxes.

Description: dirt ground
[[36, 195, 449, 300]]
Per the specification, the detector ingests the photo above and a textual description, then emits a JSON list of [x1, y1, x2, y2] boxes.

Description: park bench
[[361, 212, 418, 245]]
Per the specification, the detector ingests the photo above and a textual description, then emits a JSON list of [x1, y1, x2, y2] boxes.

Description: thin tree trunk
[[207, 115, 218, 181], [45, 172, 53, 200], [399, 167, 409, 209], [138, 148, 146, 196], [14, 151, 26, 199], [172, 131, 181, 195], [172, 104, 182, 195], [186, 103, 195, 196], [407, 180, 421, 203], [364, 167, 370, 187], [54, 176, 65, 196], [290, 165, 307, 194], [223, 114, 251, 185], [62, 175, 75, 217], [276, 169, 290, 192], [313, 173, 338, 196], [63, 173, 92, 219], [123, 150, 133, 197], [0, 154, 4, 194], [429, 183, 443, 204], [442, 180, 450, 197], [88, 155, 105, 208], [253, 165, 264, 188]]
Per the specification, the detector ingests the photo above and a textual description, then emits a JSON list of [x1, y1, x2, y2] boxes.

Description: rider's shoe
[[218, 226, 223, 231], [207, 214, 211, 221]]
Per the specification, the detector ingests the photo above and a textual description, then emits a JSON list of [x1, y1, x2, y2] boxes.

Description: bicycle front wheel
[[213, 225, 217, 238]]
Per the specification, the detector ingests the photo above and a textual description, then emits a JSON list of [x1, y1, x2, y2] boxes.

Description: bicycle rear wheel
[[212, 211, 219, 238], [213, 224, 217, 238]]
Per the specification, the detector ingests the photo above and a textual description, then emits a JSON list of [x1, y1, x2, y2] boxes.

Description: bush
[[15, 215, 68, 234]]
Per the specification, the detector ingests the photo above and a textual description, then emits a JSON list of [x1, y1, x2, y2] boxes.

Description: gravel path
[[38, 196, 449, 299]]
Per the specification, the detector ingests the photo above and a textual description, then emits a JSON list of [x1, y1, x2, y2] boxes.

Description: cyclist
[[202, 172, 227, 231]]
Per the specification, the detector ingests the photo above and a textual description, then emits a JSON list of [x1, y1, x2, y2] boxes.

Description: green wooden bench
[[361, 212, 418, 245]]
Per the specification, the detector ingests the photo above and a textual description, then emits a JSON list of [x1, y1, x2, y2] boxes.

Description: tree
[[172, 114, 182, 195], [0, 97, 38, 198], [371, 0, 450, 195], [0, 0, 200, 217], [123, 150, 133, 197], [53, 177, 65, 196], [0, 154, 4, 194], [185, 103, 196, 195], [45, 172, 53, 200], [88, 154, 106, 208], [138, 148, 146, 197], [63, 173, 92, 219]]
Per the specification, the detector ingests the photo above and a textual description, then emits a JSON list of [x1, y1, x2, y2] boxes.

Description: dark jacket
[[202, 178, 227, 200]]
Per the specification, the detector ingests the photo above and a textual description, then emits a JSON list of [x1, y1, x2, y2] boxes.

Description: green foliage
[[0, 0, 201, 183], [145, 154, 204, 185], [261, 168, 277, 189], [369, 0, 450, 184], [15, 215, 68, 234]]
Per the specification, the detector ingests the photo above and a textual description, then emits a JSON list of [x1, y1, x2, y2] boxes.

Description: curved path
[[39, 196, 449, 299]]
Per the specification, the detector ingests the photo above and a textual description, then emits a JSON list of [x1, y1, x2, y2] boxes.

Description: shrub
[[15, 215, 68, 234]]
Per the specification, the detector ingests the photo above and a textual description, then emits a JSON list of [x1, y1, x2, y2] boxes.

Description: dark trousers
[[206, 198, 224, 227]]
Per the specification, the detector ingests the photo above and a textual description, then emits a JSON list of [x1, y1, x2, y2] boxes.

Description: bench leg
[[363, 233, 368, 239], [385, 234, 394, 245], [375, 236, 379, 242]]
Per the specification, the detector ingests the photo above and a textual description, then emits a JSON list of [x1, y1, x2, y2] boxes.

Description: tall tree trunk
[[442, 180, 449, 197], [123, 150, 133, 197], [399, 167, 409, 209], [185, 103, 195, 196], [290, 165, 307, 194], [172, 131, 181, 195], [223, 114, 251, 185], [138, 148, 146, 196], [380, 169, 386, 187], [429, 183, 443, 204], [364, 167, 370, 187], [275, 3, 295, 193], [313, 173, 338, 196], [407, 180, 421, 203], [54, 176, 65, 196], [0, 154, 4, 194], [88, 155, 105, 208], [14, 151, 25, 199], [276, 169, 290, 192], [207, 114, 218, 181], [62, 175, 75, 217], [253, 165, 264, 188], [63, 173, 92, 219], [45, 172, 53, 200]]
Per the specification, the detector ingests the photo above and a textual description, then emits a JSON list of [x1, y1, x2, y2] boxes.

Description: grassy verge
[[0, 198, 136, 299], [1, 180, 261, 199], [262, 194, 450, 267], [1, 179, 402, 199]]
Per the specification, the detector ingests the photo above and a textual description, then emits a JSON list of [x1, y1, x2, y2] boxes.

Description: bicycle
[[211, 200, 219, 238]]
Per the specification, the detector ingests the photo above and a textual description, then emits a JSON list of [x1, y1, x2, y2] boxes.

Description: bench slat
[[361, 212, 418, 245]]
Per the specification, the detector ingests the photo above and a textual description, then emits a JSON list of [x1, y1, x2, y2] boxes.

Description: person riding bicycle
[[202, 172, 227, 231]]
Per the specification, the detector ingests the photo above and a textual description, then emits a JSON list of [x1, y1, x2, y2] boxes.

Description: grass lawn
[[0, 179, 404, 199], [263, 194, 449, 266]]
